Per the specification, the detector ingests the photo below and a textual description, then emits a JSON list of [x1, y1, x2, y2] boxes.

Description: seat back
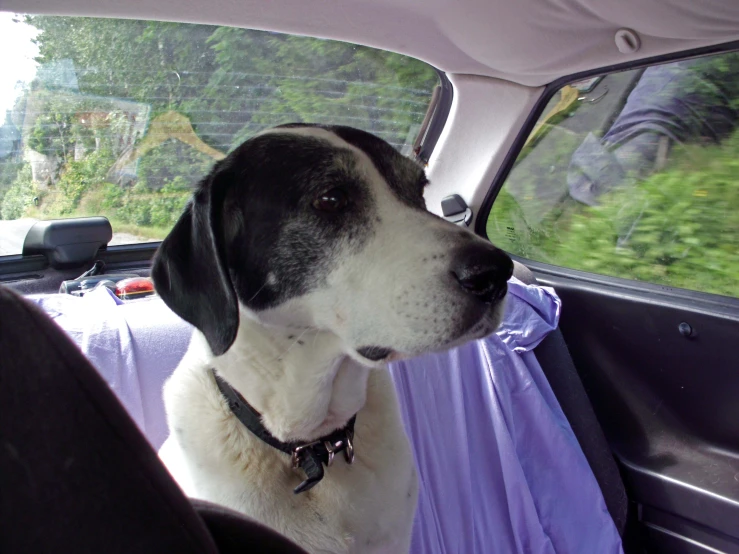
[[0, 284, 306, 554]]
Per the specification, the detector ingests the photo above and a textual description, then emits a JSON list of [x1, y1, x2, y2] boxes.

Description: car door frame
[[476, 39, 739, 554]]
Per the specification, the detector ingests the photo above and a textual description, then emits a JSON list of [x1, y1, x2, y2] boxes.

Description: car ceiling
[[7, 0, 739, 86]]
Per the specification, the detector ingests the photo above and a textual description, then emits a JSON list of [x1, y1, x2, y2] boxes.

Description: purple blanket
[[28, 279, 622, 553], [28, 287, 192, 449], [390, 279, 622, 554]]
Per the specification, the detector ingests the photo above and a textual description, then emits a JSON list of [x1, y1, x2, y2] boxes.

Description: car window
[[486, 51, 739, 298], [0, 13, 440, 255]]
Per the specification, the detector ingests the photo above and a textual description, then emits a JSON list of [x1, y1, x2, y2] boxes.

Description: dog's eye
[[312, 187, 349, 213]]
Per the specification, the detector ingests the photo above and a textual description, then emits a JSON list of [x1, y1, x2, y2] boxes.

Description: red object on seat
[[115, 277, 155, 300]]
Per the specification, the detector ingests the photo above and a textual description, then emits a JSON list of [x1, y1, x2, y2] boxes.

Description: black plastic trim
[[0, 254, 48, 276], [542, 269, 739, 552], [0, 243, 158, 276], [644, 525, 737, 554], [415, 68, 453, 164], [98, 243, 159, 266], [22, 217, 113, 269], [641, 506, 739, 554], [475, 39, 739, 237]]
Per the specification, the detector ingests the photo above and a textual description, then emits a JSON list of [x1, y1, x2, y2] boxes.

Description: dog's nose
[[451, 244, 513, 303]]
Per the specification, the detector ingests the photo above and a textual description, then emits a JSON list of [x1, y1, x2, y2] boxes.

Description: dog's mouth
[[356, 345, 395, 362], [355, 292, 507, 365]]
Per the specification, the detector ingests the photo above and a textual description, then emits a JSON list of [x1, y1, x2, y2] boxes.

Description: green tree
[[29, 16, 218, 113], [488, 128, 739, 297], [200, 28, 438, 150], [1, 164, 36, 220], [11, 15, 439, 236]]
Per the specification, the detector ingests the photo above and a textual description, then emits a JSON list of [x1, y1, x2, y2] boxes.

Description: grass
[[487, 129, 739, 298], [25, 185, 173, 242]]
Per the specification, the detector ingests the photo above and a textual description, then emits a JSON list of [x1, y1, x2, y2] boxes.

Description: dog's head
[[152, 124, 512, 365]]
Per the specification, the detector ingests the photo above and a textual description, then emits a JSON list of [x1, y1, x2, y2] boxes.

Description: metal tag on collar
[[325, 431, 355, 467], [292, 443, 325, 494], [324, 439, 343, 467], [344, 434, 355, 464]]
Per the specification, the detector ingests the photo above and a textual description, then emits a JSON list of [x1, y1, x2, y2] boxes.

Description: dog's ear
[[151, 167, 239, 356]]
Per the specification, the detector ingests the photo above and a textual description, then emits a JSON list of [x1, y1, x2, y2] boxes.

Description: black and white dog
[[153, 124, 512, 553]]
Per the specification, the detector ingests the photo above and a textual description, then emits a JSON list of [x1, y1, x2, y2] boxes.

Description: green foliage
[[112, 178, 191, 228], [27, 103, 95, 172], [118, 182, 154, 226], [1, 164, 36, 220], [28, 16, 218, 112], [9, 16, 437, 240], [26, 92, 128, 172], [28, 109, 74, 162], [100, 181, 124, 212], [55, 149, 115, 213], [0, 159, 25, 209], [136, 139, 212, 190], [27, 16, 437, 155], [681, 51, 739, 115], [103, 141, 203, 229], [488, 129, 739, 298], [148, 178, 192, 228], [200, 28, 438, 151]]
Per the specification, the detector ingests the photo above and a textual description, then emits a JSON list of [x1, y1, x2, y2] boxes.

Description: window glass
[[0, 13, 440, 255], [486, 51, 739, 297]]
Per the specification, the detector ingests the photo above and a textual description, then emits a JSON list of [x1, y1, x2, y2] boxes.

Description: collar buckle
[[291, 441, 320, 470]]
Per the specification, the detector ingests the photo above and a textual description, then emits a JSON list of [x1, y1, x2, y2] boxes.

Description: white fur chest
[[160, 354, 418, 554]]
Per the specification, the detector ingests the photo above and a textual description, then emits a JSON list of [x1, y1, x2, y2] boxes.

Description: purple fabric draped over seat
[[27, 278, 622, 553], [389, 278, 622, 554], [27, 287, 192, 449]]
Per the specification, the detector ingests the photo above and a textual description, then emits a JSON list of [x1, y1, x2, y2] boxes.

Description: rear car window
[[0, 13, 440, 255], [486, 50, 739, 298]]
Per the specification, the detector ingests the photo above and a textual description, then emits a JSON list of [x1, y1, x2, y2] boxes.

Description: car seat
[[0, 283, 307, 554]]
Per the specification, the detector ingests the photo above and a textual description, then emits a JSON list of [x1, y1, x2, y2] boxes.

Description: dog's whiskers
[[247, 281, 268, 303]]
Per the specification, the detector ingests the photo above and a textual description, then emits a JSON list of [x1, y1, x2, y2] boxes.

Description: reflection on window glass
[[0, 13, 439, 255], [487, 52, 739, 298]]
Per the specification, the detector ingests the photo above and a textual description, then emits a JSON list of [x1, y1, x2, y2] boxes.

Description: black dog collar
[[211, 369, 356, 494]]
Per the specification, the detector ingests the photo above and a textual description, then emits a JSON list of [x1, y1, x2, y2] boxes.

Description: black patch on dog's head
[[151, 166, 238, 357], [330, 126, 428, 209], [222, 133, 375, 311], [278, 124, 428, 209], [152, 128, 383, 355]]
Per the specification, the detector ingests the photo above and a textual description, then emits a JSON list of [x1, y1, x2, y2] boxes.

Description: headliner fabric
[[7, 0, 739, 86], [28, 280, 622, 553], [389, 278, 623, 554]]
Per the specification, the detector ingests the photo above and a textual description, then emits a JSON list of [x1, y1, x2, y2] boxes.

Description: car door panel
[[525, 260, 739, 553]]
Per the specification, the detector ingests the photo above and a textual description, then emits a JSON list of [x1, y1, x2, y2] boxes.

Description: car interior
[[1, 1, 738, 553]]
